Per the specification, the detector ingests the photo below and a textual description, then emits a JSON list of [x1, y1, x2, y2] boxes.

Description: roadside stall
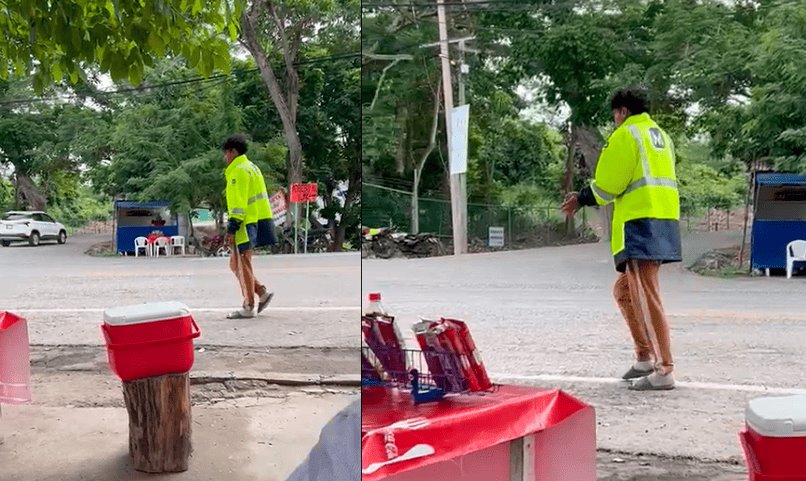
[[751, 172, 806, 275], [361, 294, 596, 481], [114, 201, 179, 255]]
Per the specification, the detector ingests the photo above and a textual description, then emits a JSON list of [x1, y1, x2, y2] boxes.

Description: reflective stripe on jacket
[[583, 113, 682, 272]]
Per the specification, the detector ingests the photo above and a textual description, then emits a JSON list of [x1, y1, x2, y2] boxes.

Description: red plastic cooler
[[740, 395, 806, 481], [101, 301, 200, 382]]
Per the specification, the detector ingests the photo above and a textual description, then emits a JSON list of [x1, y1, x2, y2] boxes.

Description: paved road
[[0, 235, 360, 349], [363, 236, 806, 465], [0, 235, 361, 479]]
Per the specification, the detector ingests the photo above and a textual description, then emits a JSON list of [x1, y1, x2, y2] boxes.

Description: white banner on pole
[[450, 104, 470, 175]]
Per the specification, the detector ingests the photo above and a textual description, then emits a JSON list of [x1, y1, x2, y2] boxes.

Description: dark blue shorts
[[237, 219, 277, 253]]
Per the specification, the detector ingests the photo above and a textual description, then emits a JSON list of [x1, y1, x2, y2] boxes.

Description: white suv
[[0, 211, 68, 247]]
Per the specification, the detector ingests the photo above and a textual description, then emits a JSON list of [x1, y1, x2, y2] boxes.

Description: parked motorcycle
[[196, 234, 232, 257], [361, 226, 445, 259], [275, 226, 332, 254], [361, 226, 398, 259]]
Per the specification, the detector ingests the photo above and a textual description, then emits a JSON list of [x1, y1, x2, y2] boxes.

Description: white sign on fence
[[488, 226, 505, 247], [450, 104, 470, 175], [270, 190, 288, 226]]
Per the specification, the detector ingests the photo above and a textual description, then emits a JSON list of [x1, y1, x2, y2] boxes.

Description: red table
[[146, 234, 164, 244], [362, 385, 596, 481]]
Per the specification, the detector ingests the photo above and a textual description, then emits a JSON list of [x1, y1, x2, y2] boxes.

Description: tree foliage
[[240, 0, 359, 196], [0, 1, 360, 250], [0, 0, 239, 88], [362, 0, 805, 235]]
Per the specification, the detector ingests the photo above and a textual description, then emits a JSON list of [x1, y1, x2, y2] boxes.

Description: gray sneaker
[[622, 366, 654, 380], [227, 306, 256, 319], [628, 372, 676, 391], [257, 291, 274, 314]]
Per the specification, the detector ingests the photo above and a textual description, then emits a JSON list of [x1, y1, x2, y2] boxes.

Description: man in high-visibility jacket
[[223, 134, 277, 319], [562, 88, 682, 391]]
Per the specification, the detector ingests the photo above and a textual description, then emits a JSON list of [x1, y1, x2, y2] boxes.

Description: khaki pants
[[613, 260, 674, 374], [229, 249, 266, 308]]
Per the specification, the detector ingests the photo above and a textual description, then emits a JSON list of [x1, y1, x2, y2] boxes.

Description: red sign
[[290, 183, 318, 203]]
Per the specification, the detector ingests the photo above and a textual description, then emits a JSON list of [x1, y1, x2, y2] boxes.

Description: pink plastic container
[[0, 311, 32, 403]]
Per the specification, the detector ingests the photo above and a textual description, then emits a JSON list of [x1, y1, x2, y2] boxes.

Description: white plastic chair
[[134, 237, 150, 257], [786, 240, 806, 279], [153, 237, 170, 257], [170, 236, 186, 256]]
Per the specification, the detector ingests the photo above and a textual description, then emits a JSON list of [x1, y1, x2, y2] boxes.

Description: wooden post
[[509, 434, 536, 481], [123, 373, 192, 473]]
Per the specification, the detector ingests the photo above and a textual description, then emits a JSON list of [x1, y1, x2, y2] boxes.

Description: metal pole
[[507, 207, 512, 247], [294, 203, 299, 254], [437, 0, 466, 255], [458, 40, 467, 106], [304, 201, 309, 254]]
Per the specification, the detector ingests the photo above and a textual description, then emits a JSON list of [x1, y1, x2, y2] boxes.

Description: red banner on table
[[361, 385, 593, 480], [290, 182, 318, 203]]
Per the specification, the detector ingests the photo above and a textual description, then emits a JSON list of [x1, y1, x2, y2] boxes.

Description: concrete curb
[[191, 371, 360, 387]]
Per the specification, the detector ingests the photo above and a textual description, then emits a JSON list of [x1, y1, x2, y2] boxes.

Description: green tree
[[0, 0, 238, 88], [744, 1, 806, 172], [239, 0, 359, 196], [103, 64, 286, 224]]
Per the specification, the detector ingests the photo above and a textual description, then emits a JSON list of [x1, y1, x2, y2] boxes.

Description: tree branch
[[266, 0, 296, 80], [365, 53, 414, 112], [239, 3, 293, 131], [417, 82, 442, 174]]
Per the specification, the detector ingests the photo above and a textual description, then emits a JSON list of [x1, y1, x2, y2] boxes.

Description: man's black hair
[[222, 134, 249, 155], [610, 87, 649, 116]]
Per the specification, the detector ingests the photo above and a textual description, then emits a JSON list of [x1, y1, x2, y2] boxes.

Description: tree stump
[[122, 373, 192, 473]]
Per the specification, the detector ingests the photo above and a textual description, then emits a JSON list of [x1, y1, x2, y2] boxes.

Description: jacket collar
[[226, 154, 248, 175], [621, 112, 651, 126]]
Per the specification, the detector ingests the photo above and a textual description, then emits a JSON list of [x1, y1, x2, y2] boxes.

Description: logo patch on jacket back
[[231, 178, 236, 185], [649, 128, 665, 150]]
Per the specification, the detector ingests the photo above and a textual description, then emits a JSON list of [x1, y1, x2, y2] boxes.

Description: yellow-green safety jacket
[[578, 113, 682, 272], [225, 154, 273, 247]]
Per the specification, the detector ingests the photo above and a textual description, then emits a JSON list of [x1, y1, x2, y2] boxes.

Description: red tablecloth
[[361, 384, 592, 480], [146, 234, 161, 244]]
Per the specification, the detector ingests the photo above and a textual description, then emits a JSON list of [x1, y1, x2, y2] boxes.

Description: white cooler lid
[[104, 301, 191, 326], [746, 395, 806, 437]]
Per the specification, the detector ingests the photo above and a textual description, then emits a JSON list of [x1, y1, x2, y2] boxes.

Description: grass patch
[[689, 246, 751, 278], [84, 240, 115, 257]]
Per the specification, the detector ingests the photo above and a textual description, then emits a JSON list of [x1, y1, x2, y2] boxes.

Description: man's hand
[[561, 192, 580, 218], [226, 234, 234, 246]]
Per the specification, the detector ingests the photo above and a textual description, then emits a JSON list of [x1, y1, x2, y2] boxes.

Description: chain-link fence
[[363, 183, 596, 249], [682, 207, 750, 233]]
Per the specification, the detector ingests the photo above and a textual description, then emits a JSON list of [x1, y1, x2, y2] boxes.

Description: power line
[[363, 0, 531, 8], [0, 52, 360, 107], [362, 1, 550, 17]]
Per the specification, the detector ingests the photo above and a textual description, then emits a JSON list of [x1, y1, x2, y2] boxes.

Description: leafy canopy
[[0, 0, 241, 89]]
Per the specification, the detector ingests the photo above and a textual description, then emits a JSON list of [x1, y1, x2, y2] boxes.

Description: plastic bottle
[[365, 292, 407, 357], [366, 292, 386, 315]]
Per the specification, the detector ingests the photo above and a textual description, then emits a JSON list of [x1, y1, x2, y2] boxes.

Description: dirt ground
[[1, 346, 359, 481], [597, 451, 746, 480]]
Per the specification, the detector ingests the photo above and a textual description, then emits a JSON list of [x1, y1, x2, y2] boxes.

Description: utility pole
[[436, 1, 467, 255], [456, 39, 470, 253]]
